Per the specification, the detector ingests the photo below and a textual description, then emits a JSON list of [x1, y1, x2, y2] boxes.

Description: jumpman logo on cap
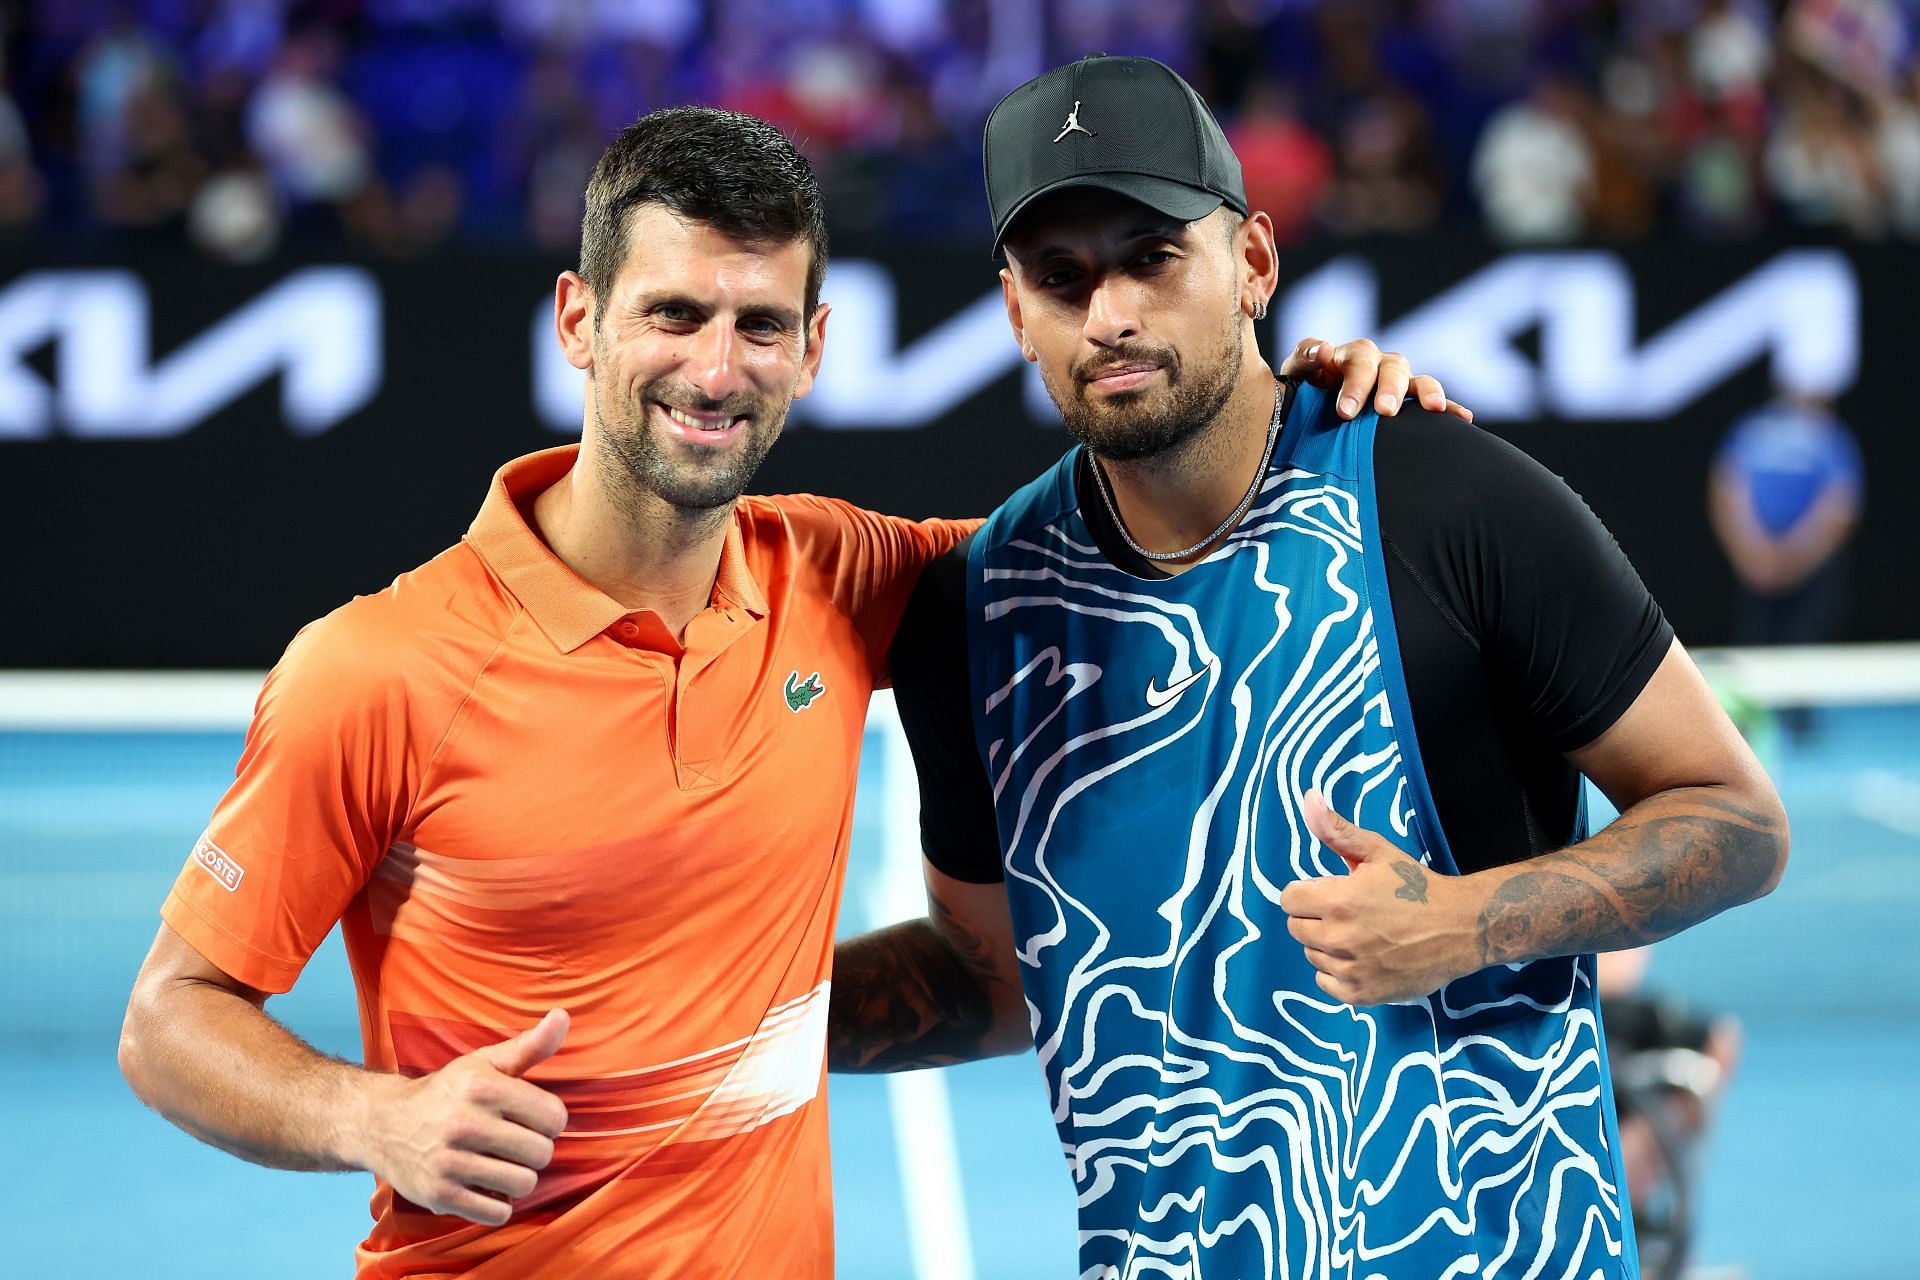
[[1053, 101, 1094, 143]]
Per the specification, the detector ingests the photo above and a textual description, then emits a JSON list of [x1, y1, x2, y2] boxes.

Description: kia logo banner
[[1, 238, 1897, 666]]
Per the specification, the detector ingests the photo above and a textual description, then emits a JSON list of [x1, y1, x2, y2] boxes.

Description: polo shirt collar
[[464, 445, 769, 654]]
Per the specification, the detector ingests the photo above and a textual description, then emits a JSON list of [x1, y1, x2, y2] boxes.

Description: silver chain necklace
[[1089, 384, 1285, 563]]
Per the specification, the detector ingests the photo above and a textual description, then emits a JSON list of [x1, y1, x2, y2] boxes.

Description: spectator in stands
[[1709, 389, 1864, 647], [245, 22, 373, 232], [17, 0, 1920, 251], [1766, 55, 1888, 236], [1688, 0, 1773, 107], [94, 75, 206, 234], [1320, 84, 1444, 235], [1226, 79, 1333, 245], [1872, 65, 1920, 236], [1472, 73, 1596, 242], [1586, 44, 1668, 238], [1784, 0, 1902, 98], [1676, 101, 1766, 235], [723, 37, 893, 155], [507, 48, 602, 251], [73, 8, 179, 209], [1664, 2, 1771, 236], [0, 78, 46, 236], [861, 61, 982, 235], [184, 60, 282, 262]]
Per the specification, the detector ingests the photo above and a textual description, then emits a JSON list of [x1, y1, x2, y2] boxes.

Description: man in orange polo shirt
[[118, 106, 968, 1278], [117, 106, 1454, 1276]]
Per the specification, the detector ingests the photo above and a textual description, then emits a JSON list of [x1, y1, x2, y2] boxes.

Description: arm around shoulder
[[829, 861, 1030, 1072], [827, 538, 1029, 1071]]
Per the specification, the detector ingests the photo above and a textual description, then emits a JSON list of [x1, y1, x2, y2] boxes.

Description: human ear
[[1237, 211, 1280, 322], [792, 303, 832, 399], [1000, 267, 1038, 363], [554, 271, 595, 371]]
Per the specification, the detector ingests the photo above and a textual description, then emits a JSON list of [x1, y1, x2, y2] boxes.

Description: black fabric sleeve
[[885, 534, 1006, 883], [1375, 410, 1674, 755], [1373, 410, 1675, 870]]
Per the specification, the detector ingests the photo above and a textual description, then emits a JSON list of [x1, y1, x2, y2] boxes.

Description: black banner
[[3, 237, 1905, 667]]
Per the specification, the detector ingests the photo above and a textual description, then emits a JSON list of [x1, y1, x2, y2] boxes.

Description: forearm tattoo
[[827, 897, 1009, 1073], [1477, 789, 1784, 968]]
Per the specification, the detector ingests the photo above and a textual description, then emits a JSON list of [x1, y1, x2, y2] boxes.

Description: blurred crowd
[[3, 0, 1920, 261]]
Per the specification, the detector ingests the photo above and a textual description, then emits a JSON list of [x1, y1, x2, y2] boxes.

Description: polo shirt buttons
[[618, 621, 640, 639]]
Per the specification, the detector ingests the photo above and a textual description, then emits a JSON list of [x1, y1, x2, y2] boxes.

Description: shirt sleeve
[[159, 608, 414, 993], [783, 496, 982, 684], [886, 537, 1005, 883], [1374, 410, 1675, 754]]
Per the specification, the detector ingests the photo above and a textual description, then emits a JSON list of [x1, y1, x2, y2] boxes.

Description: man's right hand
[[357, 1009, 572, 1225], [1280, 337, 1473, 422]]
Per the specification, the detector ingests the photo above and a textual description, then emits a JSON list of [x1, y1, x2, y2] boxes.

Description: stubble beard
[[593, 374, 786, 517], [1047, 315, 1244, 464]]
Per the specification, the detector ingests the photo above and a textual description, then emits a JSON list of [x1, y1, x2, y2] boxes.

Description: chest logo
[[1144, 661, 1214, 708], [785, 669, 827, 713]]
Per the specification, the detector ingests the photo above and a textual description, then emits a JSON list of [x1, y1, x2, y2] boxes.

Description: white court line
[[0, 671, 263, 729], [1851, 767, 1920, 840], [1691, 642, 1920, 706], [888, 1069, 977, 1280], [4, 644, 1916, 729], [870, 692, 977, 1280]]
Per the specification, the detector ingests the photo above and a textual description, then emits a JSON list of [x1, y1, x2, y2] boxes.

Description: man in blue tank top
[[829, 56, 1788, 1280]]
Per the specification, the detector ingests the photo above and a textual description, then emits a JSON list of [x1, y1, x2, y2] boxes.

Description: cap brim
[[993, 173, 1225, 255]]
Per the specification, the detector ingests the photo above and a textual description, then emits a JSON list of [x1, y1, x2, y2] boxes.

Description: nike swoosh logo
[[1145, 662, 1215, 708]]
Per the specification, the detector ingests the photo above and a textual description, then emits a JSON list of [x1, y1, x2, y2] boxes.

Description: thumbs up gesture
[[1277, 792, 1480, 1006], [358, 1010, 571, 1225]]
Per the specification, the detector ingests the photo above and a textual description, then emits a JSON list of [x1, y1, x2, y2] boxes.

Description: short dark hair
[[580, 106, 829, 324]]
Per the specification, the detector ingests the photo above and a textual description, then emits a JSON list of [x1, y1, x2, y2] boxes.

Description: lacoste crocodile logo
[[785, 670, 826, 713]]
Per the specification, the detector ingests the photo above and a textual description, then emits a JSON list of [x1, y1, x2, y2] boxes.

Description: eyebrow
[[1017, 223, 1188, 264]]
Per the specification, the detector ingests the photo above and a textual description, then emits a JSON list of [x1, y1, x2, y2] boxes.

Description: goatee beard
[[595, 380, 783, 514], [1052, 324, 1243, 463]]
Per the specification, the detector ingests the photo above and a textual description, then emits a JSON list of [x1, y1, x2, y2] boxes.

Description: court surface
[[2, 695, 1914, 1278]]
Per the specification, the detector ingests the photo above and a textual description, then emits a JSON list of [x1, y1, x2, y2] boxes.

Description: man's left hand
[[1278, 337, 1473, 423], [1278, 790, 1482, 1006]]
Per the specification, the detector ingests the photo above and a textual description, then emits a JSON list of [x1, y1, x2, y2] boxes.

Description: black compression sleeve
[[885, 536, 1006, 883], [1375, 411, 1674, 754]]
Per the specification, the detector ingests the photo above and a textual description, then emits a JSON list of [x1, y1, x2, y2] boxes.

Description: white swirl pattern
[[969, 458, 1633, 1280]]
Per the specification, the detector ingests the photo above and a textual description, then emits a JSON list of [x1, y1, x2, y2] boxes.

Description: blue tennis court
[[1, 689, 1914, 1278]]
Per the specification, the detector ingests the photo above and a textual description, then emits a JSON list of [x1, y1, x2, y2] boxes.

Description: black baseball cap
[[984, 54, 1249, 255]]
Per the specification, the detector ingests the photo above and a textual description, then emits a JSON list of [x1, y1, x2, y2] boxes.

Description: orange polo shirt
[[159, 446, 975, 1278]]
